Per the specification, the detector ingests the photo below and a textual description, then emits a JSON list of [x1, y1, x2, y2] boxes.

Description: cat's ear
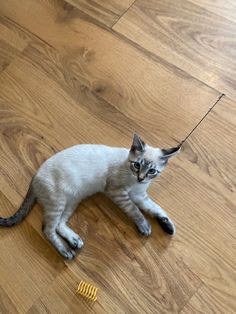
[[161, 145, 181, 159], [131, 133, 146, 153]]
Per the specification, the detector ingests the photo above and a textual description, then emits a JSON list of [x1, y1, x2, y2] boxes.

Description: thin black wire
[[178, 93, 225, 147]]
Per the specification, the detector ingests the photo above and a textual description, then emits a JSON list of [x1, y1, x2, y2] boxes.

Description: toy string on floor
[[177, 93, 225, 148]]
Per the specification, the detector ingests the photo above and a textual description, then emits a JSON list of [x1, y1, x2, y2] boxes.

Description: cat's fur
[[0, 134, 180, 259]]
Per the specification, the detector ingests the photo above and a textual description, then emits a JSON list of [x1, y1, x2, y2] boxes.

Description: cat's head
[[128, 134, 180, 183]]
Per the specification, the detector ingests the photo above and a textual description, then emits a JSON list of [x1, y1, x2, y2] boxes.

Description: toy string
[[178, 93, 225, 148]]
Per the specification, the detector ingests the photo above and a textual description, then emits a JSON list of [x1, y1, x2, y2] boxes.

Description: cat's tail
[[0, 181, 36, 227]]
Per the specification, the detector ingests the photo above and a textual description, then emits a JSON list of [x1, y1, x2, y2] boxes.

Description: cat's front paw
[[157, 216, 176, 235], [137, 219, 152, 236]]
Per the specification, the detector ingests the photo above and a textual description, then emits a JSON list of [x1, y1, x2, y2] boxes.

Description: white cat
[[0, 134, 180, 259]]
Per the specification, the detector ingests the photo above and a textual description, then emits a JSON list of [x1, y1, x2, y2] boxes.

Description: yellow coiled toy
[[76, 280, 98, 302]]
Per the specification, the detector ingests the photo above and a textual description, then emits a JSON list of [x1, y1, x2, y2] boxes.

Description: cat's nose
[[138, 176, 144, 182]]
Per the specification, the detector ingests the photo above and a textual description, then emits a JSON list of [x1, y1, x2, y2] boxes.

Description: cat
[[0, 134, 180, 259]]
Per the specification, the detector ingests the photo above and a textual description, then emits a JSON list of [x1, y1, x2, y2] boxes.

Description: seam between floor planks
[[111, 26, 224, 95], [2, 1, 224, 97], [110, 0, 138, 28], [2, 15, 55, 49], [178, 283, 203, 313], [0, 38, 222, 148], [1, 10, 226, 149]]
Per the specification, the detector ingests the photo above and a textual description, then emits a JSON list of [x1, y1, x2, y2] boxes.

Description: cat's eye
[[133, 162, 140, 170], [148, 168, 157, 175]]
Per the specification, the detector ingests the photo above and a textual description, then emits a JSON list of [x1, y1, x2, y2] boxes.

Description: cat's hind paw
[[60, 248, 76, 260], [70, 236, 84, 250]]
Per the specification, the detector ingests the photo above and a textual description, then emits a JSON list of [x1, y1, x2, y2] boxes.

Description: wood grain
[[180, 284, 236, 314], [66, 195, 201, 313], [152, 96, 236, 313], [27, 267, 105, 313], [0, 192, 17, 242], [0, 16, 33, 73], [0, 218, 65, 312], [188, 0, 236, 23], [0, 0, 220, 145], [65, 0, 135, 27], [114, 0, 236, 98], [0, 0, 236, 313], [0, 39, 203, 312]]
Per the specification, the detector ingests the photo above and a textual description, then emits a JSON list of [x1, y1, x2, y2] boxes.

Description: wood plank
[[114, 0, 236, 98], [65, 0, 135, 27], [0, 44, 137, 198], [0, 1, 235, 312], [149, 96, 236, 313], [0, 41, 202, 312], [0, 285, 18, 314], [0, 15, 33, 73], [187, 0, 236, 23], [27, 267, 105, 313], [66, 195, 201, 313], [0, 36, 219, 214], [180, 283, 236, 314], [0, 211, 65, 312], [0, 191, 16, 218], [9, 197, 200, 314], [0, 0, 220, 144], [0, 191, 18, 242]]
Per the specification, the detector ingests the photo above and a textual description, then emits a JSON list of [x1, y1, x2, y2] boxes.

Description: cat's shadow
[[70, 193, 174, 255]]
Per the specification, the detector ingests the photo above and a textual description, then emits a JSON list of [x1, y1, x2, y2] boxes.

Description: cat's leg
[[107, 190, 151, 236], [130, 192, 175, 235], [43, 203, 76, 259], [56, 199, 84, 250]]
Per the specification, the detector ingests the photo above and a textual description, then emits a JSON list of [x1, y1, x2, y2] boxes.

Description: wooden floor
[[0, 0, 235, 313]]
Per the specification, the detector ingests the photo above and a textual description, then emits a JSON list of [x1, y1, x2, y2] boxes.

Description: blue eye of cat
[[133, 162, 140, 170], [148, 168, 157, 175]]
